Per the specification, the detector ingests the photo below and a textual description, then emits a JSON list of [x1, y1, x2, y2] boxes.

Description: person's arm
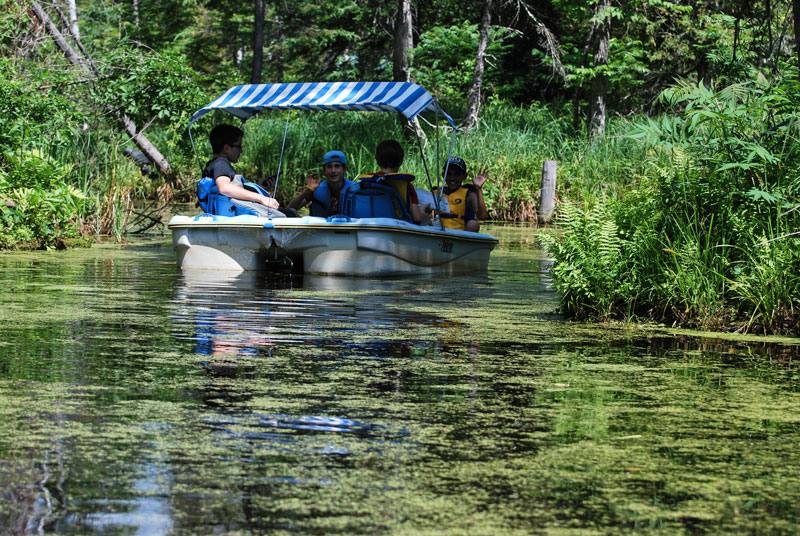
[[410, 202, 431, 224], [463, 172, 488, 232], [405, 183, 430, 224], [470, 171, 489, 220], [287, 173, 321, 211], [215, 176, 279, 209]]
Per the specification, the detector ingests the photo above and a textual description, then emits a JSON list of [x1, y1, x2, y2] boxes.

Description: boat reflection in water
[[164, 268, 489, 533], [170, 268, 481, 394]]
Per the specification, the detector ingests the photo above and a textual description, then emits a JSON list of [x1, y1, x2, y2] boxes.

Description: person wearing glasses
[[203, 123, 286, 217]]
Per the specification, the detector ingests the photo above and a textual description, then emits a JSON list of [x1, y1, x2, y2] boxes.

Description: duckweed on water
[[0, 225, 799, 534]]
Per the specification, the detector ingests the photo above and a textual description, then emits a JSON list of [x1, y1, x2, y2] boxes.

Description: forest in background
[[2, 0, 800, 334]]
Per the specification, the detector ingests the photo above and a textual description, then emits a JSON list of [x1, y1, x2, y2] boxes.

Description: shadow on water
[[0, 225, 799, 534]]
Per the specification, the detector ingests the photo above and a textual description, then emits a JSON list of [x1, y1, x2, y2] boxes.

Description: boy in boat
[[435, 157, 488, 232], [359, 139, 430, 224], [287, 150, 355, 216], [205, 123, 286, 218]]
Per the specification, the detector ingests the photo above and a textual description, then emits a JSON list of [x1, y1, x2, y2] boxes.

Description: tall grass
[[185, 101, 651, 219], [730, 224, 800, 334], [543, 76, 800, 335], [43, 123, 160, 237]]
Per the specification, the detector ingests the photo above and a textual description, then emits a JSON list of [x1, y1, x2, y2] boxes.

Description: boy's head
[[443, 157, 467, 191], [209, 124, 244, 155], [375, 140, 404, 171], [323, 150, 347, 167], [322, 150, 347, 184]]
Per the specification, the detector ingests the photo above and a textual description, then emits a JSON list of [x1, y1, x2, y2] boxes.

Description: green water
[[1, 225, 798, 535]]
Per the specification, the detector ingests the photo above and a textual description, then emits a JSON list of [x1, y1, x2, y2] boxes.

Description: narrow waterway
[[1, 224, 798, 535]]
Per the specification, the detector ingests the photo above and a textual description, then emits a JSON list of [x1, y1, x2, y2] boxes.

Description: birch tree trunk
[[30, 1, 171, 174], [252, 0, 264, 83], [67, 0, 78, 39], [132, 0, 140, 42], [588, 0, 610, 137], [462, 0, 492, 132]]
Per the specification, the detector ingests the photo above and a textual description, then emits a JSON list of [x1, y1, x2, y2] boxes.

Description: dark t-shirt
[[204, 158, 241, 186]]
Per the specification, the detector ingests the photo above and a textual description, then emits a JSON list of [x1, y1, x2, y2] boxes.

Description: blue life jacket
[[310, 179, 355, 217], [196, 175, 271, 217], [342, 173, 415, 222]]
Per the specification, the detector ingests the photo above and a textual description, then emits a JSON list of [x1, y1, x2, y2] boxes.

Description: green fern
[[542, 200, 630, 319]]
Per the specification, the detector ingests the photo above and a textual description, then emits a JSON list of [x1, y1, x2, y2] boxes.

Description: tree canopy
[[8, 0, 799, 129]]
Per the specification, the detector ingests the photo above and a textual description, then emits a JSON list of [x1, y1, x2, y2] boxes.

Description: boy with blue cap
[[287, 150, 355, 217]]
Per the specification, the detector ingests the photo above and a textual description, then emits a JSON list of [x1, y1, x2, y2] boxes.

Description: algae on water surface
[[0, 226, 798, 534]]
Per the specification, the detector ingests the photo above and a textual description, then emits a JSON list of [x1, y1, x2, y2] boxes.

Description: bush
[[0, 150, 94, 249], [544, 74, 800, 334], [541, 200, 633, 318]]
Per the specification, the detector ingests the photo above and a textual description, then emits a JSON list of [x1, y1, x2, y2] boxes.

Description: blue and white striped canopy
[[189, 82, 454, 126]]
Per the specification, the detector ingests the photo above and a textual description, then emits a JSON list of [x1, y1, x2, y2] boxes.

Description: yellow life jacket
[[436, 185, 473, 230]]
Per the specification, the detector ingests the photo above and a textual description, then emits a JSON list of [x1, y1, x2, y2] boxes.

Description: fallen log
[[29, 1, 171, 175]]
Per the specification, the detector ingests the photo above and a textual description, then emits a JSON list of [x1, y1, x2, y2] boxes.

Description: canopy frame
[[188, 81, 457, 217]]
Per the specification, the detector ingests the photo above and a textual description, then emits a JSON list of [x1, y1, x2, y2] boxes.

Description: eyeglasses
[[229, 144, 242, 149]]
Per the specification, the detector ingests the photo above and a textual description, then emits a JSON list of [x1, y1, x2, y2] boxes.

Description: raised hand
[[306, 173, 321, 190], [473, 170, 488, 188]]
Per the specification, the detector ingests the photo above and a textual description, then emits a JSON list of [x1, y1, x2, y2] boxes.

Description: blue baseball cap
[[323, 150, 347, 166]]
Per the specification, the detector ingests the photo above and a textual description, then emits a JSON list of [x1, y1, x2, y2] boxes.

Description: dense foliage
[[2, 0, 799, 332], [543, 71, 800, 334]]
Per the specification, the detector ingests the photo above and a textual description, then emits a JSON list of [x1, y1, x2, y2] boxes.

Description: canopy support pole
[[189, 123, 202, 170], [416, 130, 439, 214], [273, 110, 291, 199]]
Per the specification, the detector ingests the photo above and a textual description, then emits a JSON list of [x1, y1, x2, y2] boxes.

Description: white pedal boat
[[171, 81, 498, 276], [168, 214, 497, 275]]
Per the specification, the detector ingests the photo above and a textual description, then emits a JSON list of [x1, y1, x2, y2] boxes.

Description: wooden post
[[539, 160, 557, 223]]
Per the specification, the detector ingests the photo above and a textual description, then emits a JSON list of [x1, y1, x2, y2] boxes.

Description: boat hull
[[168, 215, 497, 276]]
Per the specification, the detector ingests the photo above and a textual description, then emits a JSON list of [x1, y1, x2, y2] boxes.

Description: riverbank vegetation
[[543, 75, 800, 335], [2, 0, 799, 333]]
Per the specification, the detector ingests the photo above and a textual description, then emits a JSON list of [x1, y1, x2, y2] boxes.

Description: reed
[[197, 101, 653, 220], [543, 76, 800, 334]]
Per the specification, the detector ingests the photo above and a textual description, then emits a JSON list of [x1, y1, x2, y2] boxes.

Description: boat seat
[[342, 181, 413, 222], [197, 177, 269, 217]]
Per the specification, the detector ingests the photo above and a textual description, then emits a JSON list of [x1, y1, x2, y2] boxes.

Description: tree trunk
[[67, 0, 79, 39], [588, 0, 610, 137], [30, 1, 171, 174], [393, 0, 412, 82], [31, 1, 94, 76], [539, 160, 557, 223], [462, 0, 492, 132], [54, 2, 88, 57], [392, 0, 425, 141], [794, 0, 800, 75], [132, 0, 140, 42], [252, 0, 264, 83]]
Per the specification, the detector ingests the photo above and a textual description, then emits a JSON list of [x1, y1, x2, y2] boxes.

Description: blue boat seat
[[197, 177, 270, 217]]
